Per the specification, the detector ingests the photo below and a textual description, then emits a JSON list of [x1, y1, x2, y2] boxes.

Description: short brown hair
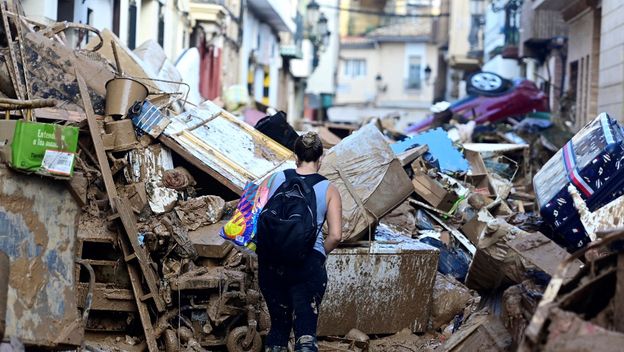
[[294, 132, 323, 163]]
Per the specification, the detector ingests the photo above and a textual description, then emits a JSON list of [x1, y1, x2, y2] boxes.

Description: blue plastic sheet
[[392, 128, 469, 173]]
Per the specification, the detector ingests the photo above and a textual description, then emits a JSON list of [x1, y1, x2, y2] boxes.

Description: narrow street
[[0, 0, 624, 351]]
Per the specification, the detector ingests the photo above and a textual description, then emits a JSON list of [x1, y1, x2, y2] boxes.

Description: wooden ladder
[[77, 71, 165, 352]]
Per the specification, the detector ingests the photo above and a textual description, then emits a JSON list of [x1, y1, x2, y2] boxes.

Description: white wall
[[240, 8, 283, 107], [22, 0, 58, 22], [74, 0, 114, 30], [306, 0, 340, 95], [482, 5, 521, 79], [482, 55, 521, 79], [483, 6, 505, 61]]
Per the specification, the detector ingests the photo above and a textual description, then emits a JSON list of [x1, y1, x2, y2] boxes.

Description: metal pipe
[[0, 250, 9, 340]]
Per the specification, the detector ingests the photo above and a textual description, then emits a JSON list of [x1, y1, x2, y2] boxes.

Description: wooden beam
[[35, 107, 88, 123], [76, 70, 118, 210], [75, 283, 136, 312], [0, 2, 24, 101], [425, 210, 477, 255], [397, 145, 428, 166]]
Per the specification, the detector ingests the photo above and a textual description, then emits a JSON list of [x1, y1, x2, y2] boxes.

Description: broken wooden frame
[[522, 229, 624, 351], [161, 103, 295, 194]]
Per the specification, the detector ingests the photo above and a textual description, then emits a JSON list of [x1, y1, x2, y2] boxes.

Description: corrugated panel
[[163, 102, 295, 192], [0, 167, 82, 347]]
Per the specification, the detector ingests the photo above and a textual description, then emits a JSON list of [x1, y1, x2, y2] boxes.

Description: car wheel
[[467, 71, 509, 96]]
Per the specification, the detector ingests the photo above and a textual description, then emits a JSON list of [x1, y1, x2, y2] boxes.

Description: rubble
[[430, 273, 474, 330], [3, 3, 624, 351]]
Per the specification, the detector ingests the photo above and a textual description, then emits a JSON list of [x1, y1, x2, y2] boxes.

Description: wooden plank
[[13, 5, 30, 101], [615, 253, 624, 333], [0, 2, 24, 101], [76, 70, 119, 210], [159, 134, 242, 194], [114, 196, 165, 312], [117, 230, 159, 352], [35, 107, 87, 122], [75, 283, 136, 312], [397, 144, 428, 166], [426, 210, 477, 255]]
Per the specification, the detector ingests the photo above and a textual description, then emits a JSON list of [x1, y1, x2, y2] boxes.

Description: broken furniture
[[161, 102, 296, 194], [521, 230, 624, 351]]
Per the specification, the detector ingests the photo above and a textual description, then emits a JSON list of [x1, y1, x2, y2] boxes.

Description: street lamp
[[317, 13, 328, 42], [424, 65, 432, 84], [305, 1, 331, 70], [306, 0, 320, 30]]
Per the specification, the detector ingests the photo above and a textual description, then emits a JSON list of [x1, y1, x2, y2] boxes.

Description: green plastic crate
[[10, 120, 79, 177]]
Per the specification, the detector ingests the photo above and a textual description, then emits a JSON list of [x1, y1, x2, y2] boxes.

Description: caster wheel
[[226, 326, 262, 352]]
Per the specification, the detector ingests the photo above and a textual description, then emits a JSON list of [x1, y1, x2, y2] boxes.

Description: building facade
[[528, 0, 621, 130], [482, 2, 521, 79], [334, 20, 439, 129]]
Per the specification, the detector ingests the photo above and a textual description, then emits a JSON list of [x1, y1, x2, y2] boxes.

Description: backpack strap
[[285, 169, 326, 188], [283, 169, 297, 181], [302, 173, 327, 188]]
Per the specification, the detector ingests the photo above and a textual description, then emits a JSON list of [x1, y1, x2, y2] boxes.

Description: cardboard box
[[10, 120, 79, 177], [411, 158, 456, 212], [461, 214, 487, 245], [464, 150, 494, 197]]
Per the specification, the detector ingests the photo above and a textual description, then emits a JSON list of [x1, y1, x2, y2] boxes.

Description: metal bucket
[[104, 77, 148, 117], [0, 250, 8, 339]]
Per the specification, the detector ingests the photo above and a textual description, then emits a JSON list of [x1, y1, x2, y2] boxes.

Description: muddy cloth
[[258, 251, 327, 351]]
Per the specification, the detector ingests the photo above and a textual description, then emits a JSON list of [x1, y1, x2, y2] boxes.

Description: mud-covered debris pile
[[2, 2, 624, 351]]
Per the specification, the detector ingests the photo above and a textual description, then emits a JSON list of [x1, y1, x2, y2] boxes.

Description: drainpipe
[[0, 250, 8, 339]]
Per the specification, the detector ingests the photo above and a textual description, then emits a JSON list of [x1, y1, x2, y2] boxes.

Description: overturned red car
[[406, 71, 550, 134]]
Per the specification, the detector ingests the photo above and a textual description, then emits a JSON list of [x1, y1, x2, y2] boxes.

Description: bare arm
[[324, 184, 342, 254]]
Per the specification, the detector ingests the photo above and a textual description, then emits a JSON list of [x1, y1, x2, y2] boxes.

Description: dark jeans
[[258, 250, 328, 351]]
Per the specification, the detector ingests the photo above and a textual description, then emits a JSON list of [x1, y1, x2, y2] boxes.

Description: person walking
[[256, 132, 342, 352]]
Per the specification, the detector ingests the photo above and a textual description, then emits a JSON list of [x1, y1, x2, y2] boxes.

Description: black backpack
[[256, 169, 326, 263]]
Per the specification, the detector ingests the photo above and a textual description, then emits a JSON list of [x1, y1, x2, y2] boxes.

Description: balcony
[[248, 0, 296, 33], [189, 0, 227, 26], [532, 0, 599, 20], [519, 0, 568, 59]]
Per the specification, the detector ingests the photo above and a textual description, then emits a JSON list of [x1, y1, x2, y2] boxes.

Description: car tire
[[466, 71, 510, 96]]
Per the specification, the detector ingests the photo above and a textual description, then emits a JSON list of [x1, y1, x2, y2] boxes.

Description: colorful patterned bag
[[220, 174, 276, 250]]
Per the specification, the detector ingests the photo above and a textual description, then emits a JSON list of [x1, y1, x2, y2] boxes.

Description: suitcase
[[534, 113, 624, 251]]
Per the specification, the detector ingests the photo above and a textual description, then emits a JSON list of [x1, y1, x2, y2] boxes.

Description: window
[[86, 8, 93, 44], [344, 59, 366, 78], [158, 2, 165, 47], [128, 0, 137, 49], [407, 56, 422, 90]]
